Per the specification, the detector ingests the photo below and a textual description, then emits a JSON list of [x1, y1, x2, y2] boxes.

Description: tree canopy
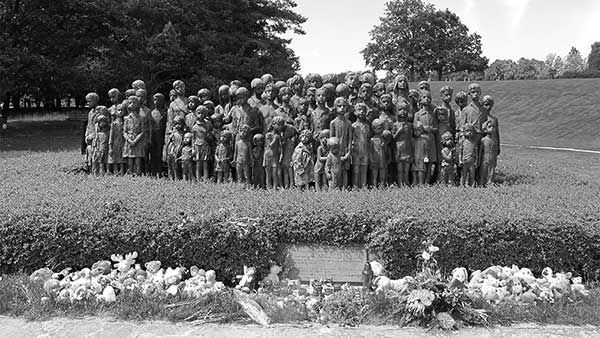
[[0, 0, 306, 110], [362, 0, 487, 81]]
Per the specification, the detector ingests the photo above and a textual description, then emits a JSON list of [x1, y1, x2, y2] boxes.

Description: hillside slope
[[422, 79, 600, 150]]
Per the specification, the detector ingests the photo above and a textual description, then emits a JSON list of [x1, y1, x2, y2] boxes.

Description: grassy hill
[[422, 79, 600, 150]]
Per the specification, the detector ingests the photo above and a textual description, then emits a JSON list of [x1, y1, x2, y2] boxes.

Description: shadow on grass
[[492, 169, 536, 186], [0, 120, 82, 155]]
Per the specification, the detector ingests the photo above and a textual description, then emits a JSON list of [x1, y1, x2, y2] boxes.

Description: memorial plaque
[[283, 244, 367, 283]]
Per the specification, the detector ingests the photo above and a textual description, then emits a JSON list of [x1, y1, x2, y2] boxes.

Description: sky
[[285, 0, 600, 75]]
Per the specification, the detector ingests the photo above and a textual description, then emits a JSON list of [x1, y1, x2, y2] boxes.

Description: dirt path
[[1, 316, 599, 338]]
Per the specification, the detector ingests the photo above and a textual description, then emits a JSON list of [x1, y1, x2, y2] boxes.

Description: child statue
[[351, 103, 371, 188], [84, 92, 100, 168], [233, 124, 252, 184], [392, 75, 413, 122], [165, 80, 188, 154], [418, 81, 430, 91], [369, 118, 387, 187], [304, 73, 323, 90], [306, 87, 317, 111], [310, 87, 334, 142], [373, 82, 386, 108], [259, 83, 279, 133], [478, 121, 498, 187], [439, 86, 456, 138], [407, 89, 420, 119], [458, 123, 478, 187], [482, 95, 500, 155], [166, 115, 186, 180], [329, 97, 353, 188], [412, 121, 429, 186], [197, 88, 211, 103], [378, 94, 396, 131], [263, 127, 282, 189], [439, 131, 456, 186], [248, 78, 265, 109], [123, 96, 146, 176], [294, 97, 311, 132], [108, 88, 122, 120], [149, 93, 167, 176], [287, 74, 305, 115], [274, 86, 295, 123], [192, 106, 213, 181], [272, 115, 298, 189], [186, 95, 201, 130], [214, 130, 233, 183], [108, 104, 126, 176], [314, 129, 330, 191], [325, 137, 343, 190], [413, 89, 438, 184], [231, 87, 263, 139], [356, 83, 379, 124], [92, 114, 110, 176], [323, 83, 336, 112], [136, 89, 153, 172], [252, 134, 265, 188], [454, 90, 468, 134], [215, 85, 231, 123], [292, 130, 315, 189], [392, 107, 413, 186], [179, 132, 195, 181]]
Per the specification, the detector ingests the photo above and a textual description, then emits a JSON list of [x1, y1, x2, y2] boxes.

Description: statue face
[[335, 100, 346, 115], [396, 76, 408, 90], [398, 109, 407, 119], [109, 93, 120, 104], [358, 86, 371, 100], [153, 95, 164, 108], [128, 99, 140, 112], [175, 83, 185, 96], [316, 91, 325, 104], [86, 96, 99, 108], [298, 101, 308, 115], [264, 86, 275, 101], [183, 133, 192, 145], [420, 92, 432, 106], [117, 106, 126, 117], [483, 100, 494, 111], [280, 91, 290, 104], [355, 106, 367, 120], [381, 96, 392, 110], [440, 90, 452, 104], [469, 87, 481, 102]]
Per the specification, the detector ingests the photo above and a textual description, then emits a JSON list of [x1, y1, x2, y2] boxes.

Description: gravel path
[[1, 317, 599, 338]]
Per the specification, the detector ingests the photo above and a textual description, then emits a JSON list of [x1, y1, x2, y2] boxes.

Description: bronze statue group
[[84, 72, 500, 189]]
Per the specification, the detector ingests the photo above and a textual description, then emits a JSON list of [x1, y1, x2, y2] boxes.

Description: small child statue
[[166, 115, 186, 180], [351, 103, 371, 188], [392, 107, 413, 186], [454, 91, 468, 134], [252, 134, 265, 188], [458, 123, 478, 187], [108, 104, 126, 175], [186, 96, 201, 130], [439, 85, 456, 138], [92, 114, 110, 176], [413, 89, 438, 184], [291, 130, 315, 190], [192, 106, 213, 181], [178, 132, 195, 181], [272, 115, 298, 189], [248, 78, 266, 109], [314, 129, 330, 191], [274, 86, 295, 124], [412, 121, 429, 186], [150, 93, 167, 176], [310, 87, 334, 142], [233, 124, 252, 184], [108, 88, 122, 120], [378, 94, 396, 131], [214, 130, 233, 183], [123, 96, 146, 176], [369, 118, 387, 187], [287, 74, 305, 115], [263, 128, 282, 189], [294, 97, 311, 132], [259, 83, 279, 133], [329, 97, 353, 188], [439, 131, 456, 186], [325, 137, 343, 190], [478, 121, 498, 187], [215, 85, 231, 123]]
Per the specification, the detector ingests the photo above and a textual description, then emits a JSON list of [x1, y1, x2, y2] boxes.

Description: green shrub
[[1, 151, 599, 282]]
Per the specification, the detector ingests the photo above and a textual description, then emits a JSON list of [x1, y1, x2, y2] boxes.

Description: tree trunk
[[437, 68, 443, 81]]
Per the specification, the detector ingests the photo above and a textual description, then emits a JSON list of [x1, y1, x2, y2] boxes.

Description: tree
[[587, 42, 600, 71], [0, 0, 306, 112], [362, 0, 487, 81], [563, 47, 585, 73], [545, 53, 563, 79], [484, 60, 517, 80]]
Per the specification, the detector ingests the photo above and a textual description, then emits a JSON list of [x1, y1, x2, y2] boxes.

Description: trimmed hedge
[[1, 151, 599, 282]]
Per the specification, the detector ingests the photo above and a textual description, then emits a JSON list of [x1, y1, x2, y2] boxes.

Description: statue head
[[418, 81, 430, 91], [440, 85, 453, 104], [394, 75, 409, 91], [333, 97, 347, 115], [305, 73, 323, 89], [260, 73, 274, 85], [380, 93, 392, 111], [153, 93, 166, 109], [419, 89, 432, 107], [127, 95, 141, 112], [108, 88, 121, 104], [187, 95, 200, 111], [287, 75, 304, 94], [371, 118, 384, 135], [373, 82, 386, 97], [250, 78, 265, 96], [358, 83, 372, 100], [354, 102, 368, 120], [235, 87, 249, 104], [359, 71, 375, 86], [135, 89, 147, 104], [454, 91, 468, 108], [85, 93, 99, 108], [335, 83, 350, 99], [278, 86, 291, 103], [482, 95, 494, 111], [132, 80, 146, 91], [218, 85, 230, 105], [197, 88, 211, 102], [173, 80, 185, 96], [468, 83, 481, 102]]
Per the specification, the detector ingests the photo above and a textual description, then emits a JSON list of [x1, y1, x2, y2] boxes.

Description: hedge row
[[1, 151, 599, 282]]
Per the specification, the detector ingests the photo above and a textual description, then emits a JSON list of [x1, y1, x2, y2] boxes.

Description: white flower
[[422, 251, 431, 260], [428, 245, 439, 253]]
